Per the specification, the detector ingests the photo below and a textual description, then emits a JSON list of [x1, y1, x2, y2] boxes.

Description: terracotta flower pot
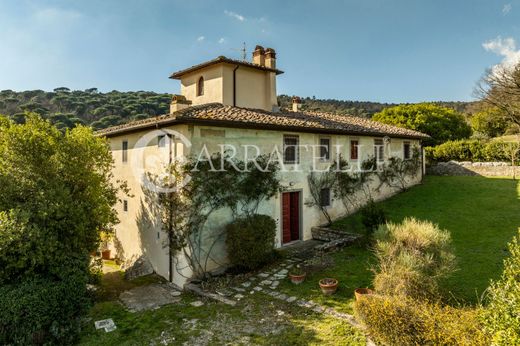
[[319, 278, 338, 295], [101, 249, 111, 260], [354, 288, 373, 301], [289, 273, 306, 284]]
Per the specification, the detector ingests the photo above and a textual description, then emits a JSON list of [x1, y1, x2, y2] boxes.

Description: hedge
[[426, 139, 520, 163], [0, 273, 90, 345]]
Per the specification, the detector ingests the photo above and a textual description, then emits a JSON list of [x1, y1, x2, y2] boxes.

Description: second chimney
[[265, 48, 276, 69], [292, 96, 301, 112], [252, 45, 265, 66]]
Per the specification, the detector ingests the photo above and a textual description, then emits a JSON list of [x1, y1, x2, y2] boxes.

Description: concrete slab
[[119, 283, 182, 312]]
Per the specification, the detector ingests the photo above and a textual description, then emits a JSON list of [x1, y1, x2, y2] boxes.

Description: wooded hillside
[[0, 88, 475, 130]]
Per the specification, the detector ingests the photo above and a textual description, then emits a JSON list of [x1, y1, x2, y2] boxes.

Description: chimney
[[292, 96, 301, 112], [265, 48, 276, 69], [252, 45, 265, 66], [170, 94, 192, 113]]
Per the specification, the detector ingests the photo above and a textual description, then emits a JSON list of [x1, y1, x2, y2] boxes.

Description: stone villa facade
[[98, 45, 429, 287]]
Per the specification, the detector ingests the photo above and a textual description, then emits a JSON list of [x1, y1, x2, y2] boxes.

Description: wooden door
[[282, 191, 300, 244]]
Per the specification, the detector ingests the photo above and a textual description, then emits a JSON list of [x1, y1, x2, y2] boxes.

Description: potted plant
[[100, 231, 113, 260], [354, 287, 373, 301], [289, 265, 306, 284], [319, 278, 338, 295]]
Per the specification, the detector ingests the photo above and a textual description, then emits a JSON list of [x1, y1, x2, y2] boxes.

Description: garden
[[77, 175, 520, 345]]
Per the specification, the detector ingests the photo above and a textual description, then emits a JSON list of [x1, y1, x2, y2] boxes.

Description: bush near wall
[[426, 139, 520, 163], [0, 272, 90, 345], [225, 214, 277, 270], [355, 295, 490, 346]]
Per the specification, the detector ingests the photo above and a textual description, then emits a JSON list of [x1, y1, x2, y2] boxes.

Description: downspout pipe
[[233, 65, 239, 106]]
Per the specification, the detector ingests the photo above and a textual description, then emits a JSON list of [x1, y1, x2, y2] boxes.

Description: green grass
[[278, 246, 373, 314], [280, 176, 520, 308], [80, 293, 366, 345]]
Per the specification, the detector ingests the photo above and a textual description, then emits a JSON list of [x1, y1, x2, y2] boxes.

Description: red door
[[282, 191, 300, 244]]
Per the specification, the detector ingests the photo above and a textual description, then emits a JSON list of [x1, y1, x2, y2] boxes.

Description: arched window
[[197, 76, 204, 96]]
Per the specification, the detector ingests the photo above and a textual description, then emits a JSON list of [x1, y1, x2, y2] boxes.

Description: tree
[[470, 107, 510, 138], [476, 63, 520, 127], [372, 103, 472, 146], [0, 113, 123, 283], [0, 114, 124, 343]]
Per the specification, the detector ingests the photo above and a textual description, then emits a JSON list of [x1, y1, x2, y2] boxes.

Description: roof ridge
[[96, 102, 429, 139]]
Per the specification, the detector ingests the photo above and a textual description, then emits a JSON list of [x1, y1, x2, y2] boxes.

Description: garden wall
[[427, 161, 520, 176]]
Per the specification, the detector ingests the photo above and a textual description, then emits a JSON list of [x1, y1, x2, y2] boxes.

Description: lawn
[[279, 175, 520, 308], [80, 292, 365, 345], [81, 176, 519, 344], [80, 266, 366, 345]]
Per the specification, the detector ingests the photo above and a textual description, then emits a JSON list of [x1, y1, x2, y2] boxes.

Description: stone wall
[[427, 161, 520, 176]]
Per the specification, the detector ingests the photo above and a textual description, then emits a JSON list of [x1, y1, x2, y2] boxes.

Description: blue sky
[[1, 0, 520, 103]]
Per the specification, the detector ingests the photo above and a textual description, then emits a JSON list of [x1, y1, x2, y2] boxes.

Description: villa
[[97, 45, 429, 287]]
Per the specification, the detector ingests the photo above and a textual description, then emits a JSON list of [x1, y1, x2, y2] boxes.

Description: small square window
[[320, 188, 331, 207], [404, 141, 411, 160], [123, 200, 128, 212], [283, 135, 299, 164], [319, 138, 330, 161], [122, 140, 128, 163]]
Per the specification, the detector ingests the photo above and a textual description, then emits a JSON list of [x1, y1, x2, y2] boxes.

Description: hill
[[0, 88, 476, 130]]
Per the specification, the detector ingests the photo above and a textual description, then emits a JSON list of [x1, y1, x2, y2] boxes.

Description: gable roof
[[96, 103, 429, 140], [169, 56, 284, 79]]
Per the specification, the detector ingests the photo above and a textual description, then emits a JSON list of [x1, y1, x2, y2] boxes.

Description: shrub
[[0, 273, 90, 345], [354, 295, 490, 346], [226, 214, 277, 270], [360, 199, 386, 237], [427, 139, 520, 163], [481, 230, 520, 345], [372, 218, 456, 299]]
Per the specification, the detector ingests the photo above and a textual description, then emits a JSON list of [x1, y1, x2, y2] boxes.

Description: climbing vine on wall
[[145, 152, 281, 279]]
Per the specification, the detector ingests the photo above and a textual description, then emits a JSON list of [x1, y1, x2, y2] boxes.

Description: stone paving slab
[[119, 283, 182, 312]]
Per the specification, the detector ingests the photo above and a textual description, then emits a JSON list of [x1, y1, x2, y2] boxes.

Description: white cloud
[[503, 3, 512, 15], [196, 36, 205, 42], [218, 37, 226, 44], [483, 36, 520, 72], [224, 10, 245, 22]]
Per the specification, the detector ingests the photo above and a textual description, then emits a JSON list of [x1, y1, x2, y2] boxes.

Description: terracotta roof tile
[[96, 103, 429, 140]]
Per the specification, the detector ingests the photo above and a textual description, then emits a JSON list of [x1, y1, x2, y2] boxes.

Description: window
[[122, 140, 128, 163], [319, 137, 330, 161], [283, 135, 299, 164], [158, 134, 173, 148], [320, 188, 331, 207], [374, 138, 384, 162], [403, 141, 411, 160], [123, 200, 128, 212], [158, 135, 166, 148], [197, 76, 204, 96], [350, 140, 359, 160]]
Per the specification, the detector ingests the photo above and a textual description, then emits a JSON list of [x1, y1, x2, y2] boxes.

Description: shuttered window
[[374, 139, 384, 162], [404, 141, 411, 159], [350, 140, 359, 160], [283, 135, 299, 164], [122, 140, 128, 163], [319, 137, 330, 160]]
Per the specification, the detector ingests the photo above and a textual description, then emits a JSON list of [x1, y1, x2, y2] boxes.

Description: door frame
[[280, 189, 303, 246]]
